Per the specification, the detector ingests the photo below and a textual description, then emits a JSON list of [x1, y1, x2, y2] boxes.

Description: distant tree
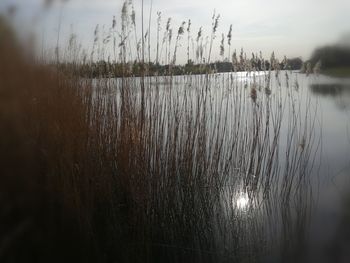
[[309, 46, 350, 69], [286, 57, 303, 70]]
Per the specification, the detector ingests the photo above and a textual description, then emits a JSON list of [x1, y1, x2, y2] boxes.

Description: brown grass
[[0, 18, 100, 262], [0, 12, 319, 263]]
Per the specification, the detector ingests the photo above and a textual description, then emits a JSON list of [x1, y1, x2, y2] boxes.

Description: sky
[[0, 0, 349, 63]]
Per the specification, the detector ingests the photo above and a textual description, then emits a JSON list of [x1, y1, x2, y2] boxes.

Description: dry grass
[[0, 17, 96, 262], [0, 9, 320, 262]]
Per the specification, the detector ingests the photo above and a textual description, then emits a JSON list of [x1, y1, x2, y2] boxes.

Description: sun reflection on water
[[235, 193, 249, 210]]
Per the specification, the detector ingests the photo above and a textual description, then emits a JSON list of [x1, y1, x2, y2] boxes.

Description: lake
[[92, 70, 350, 262]]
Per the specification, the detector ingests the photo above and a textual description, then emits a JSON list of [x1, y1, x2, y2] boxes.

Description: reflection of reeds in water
[[0, 5, 320, 263]]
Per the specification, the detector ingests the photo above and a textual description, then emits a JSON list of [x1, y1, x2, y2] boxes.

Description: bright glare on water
[[236, 193, 249, 210]]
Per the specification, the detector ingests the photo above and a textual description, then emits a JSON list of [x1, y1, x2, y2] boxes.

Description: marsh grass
[[0, 3, 320, 262]]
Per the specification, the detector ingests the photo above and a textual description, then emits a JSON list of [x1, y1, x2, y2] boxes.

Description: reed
[[0, 3, 320, 262]]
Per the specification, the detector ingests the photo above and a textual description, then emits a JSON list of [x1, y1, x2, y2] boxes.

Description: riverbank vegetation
[[0, 2, 320, 262], [308, 45, 350, 77]]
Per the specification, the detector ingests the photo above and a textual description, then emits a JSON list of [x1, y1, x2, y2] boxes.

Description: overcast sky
[[1, 0, 349, 63]]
